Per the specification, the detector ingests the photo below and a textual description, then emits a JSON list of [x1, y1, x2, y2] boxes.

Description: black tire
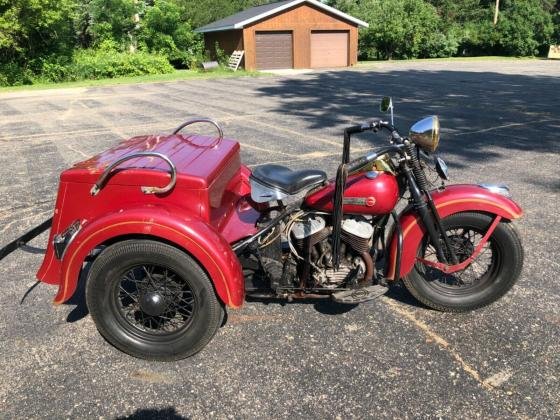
[[86, 240, 223, 361], [403, 212, 523, 312]]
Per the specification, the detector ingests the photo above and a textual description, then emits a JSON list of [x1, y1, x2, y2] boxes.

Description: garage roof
[[195, 0, 369, 33]]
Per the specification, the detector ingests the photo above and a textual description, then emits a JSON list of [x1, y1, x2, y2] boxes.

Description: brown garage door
[[256, 31, 293, 70], [311, 31, 349, 68]]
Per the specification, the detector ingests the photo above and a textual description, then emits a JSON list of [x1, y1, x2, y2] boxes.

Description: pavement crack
[[0, 210, 52, 236], [451, 118, 555, 137], [246, 117, 343, 148], [64, 143, 89, 159], [383, 299, 494, 391]]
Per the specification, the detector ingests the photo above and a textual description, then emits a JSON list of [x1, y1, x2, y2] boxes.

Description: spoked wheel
[[403, 212, 523, 312], [115, 264, 196, 335], [86, 240, 223, 361]]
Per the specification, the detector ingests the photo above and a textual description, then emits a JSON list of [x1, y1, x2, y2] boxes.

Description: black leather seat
[[251, 164, 327, 195]]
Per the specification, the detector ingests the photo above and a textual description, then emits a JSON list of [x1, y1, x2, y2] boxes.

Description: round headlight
[[409, 116, 440, 152]]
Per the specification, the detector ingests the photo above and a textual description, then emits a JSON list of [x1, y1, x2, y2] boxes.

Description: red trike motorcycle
[[1, 98, 524, 360]]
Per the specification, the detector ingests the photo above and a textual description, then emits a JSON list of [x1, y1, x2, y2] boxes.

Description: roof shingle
[[195, 0, 368, 33]]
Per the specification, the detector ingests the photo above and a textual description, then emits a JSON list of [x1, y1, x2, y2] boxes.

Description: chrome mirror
[[409, 116, 440, 152], [380, 96, 392, 113], [380, 96, 394, 125]]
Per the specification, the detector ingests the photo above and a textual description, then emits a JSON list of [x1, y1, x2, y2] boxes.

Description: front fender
[[52, 205, 244, 308], [386, 184, 523, 280]]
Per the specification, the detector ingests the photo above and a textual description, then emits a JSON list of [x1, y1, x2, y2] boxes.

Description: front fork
[[402, 164, 458, 265]]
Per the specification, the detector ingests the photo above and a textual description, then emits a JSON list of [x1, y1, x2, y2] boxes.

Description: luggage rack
[[173, 118, 223, 148], [90, 152, 177, 196]]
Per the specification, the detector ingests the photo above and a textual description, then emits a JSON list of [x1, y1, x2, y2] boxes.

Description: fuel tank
[[305, 171, 399, 215]]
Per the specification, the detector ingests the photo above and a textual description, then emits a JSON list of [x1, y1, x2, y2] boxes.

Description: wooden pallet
[[228, 50, 245, 71]]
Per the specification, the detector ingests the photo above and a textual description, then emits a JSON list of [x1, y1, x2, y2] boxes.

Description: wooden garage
[[196, 0, 368, 71]]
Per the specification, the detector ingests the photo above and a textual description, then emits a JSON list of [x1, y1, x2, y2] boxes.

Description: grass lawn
[[0, 57, 543, 93], [0, 68, 266, 93]]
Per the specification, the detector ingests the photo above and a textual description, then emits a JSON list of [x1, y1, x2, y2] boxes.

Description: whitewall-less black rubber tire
[[403, 212, 523, 312], [86, 240, 224, 361]]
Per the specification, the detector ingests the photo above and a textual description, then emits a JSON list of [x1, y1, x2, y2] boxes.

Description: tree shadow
[[256, 68, 560, 176]]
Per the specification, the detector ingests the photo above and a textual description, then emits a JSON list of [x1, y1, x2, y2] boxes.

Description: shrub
[[422, 28, 460, 58], [0, 63, 33, 86], [214, 42, 230, 67], [36, 56, 74, 83], [1, 48, 175, 86], [69, 49, 174, 80]]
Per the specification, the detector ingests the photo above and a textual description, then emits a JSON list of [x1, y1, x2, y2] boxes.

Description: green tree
[[88, 0, 139, 48], [492, 0, 554, 55], [0, 0, 77, 85], [176, 0, 270, 29], [0, 0, 76, 65], [350, 0, 457, 59], [137, 0, 203, 66], [554, 1, 560, 43], [324, 0, 356, 13]]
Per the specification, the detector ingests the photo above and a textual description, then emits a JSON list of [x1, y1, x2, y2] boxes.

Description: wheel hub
[[448, 234, 474, 261], [139, 291, 167, 316]]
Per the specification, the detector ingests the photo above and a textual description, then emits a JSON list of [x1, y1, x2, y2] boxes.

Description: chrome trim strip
[[173, 118, 223, 142], [249, 178, 289, 203], [479, 183, 511, 198], [90, 152, 177, 196]]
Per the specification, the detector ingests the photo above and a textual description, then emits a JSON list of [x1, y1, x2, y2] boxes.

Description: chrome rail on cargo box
[[90, 152, 177, 196], [173, 118, 223, 147]]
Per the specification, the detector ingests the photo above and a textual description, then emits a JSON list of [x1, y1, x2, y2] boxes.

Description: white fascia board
[[233, 0, 369, 29], [195, 25, 236, 33]]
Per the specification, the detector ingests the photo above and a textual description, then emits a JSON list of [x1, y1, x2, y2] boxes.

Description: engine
[[289, 214, 375, 289]]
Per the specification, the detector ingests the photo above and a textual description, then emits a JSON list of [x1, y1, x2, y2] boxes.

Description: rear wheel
[[86, 240, 223, 361], [403, 212, 523, 312]]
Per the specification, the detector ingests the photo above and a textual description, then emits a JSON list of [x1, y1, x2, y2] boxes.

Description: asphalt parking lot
[[1, 59, 559, 419]]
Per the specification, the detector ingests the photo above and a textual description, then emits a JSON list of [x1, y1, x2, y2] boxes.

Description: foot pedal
[[332, 285, 388, 304]]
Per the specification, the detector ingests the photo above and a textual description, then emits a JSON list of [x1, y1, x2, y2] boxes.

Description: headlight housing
[[409, 115, 440, 152]]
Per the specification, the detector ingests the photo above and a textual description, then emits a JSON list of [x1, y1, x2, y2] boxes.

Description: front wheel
[[86, 240, 224, 361], [403, 212, 523, 312]]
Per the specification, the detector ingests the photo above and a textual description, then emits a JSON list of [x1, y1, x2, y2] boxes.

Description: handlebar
[[343, 120, 405, 173], [346, 144, 405, 173], [344, 119, 399, 135]]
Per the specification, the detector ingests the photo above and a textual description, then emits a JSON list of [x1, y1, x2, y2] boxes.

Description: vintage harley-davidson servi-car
[[1, 98, 524, 360]]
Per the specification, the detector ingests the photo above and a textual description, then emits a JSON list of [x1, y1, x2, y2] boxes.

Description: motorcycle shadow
[[59, 263, 426, 324], [384, 281, 426, 309], [64, 261, 91, 323], [245, 283, 425, 315], [245, 295, 358, 315]]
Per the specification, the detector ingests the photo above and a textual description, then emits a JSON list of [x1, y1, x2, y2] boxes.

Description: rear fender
[[53, 205, 244, 307], [386, 184, 523, 280]]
